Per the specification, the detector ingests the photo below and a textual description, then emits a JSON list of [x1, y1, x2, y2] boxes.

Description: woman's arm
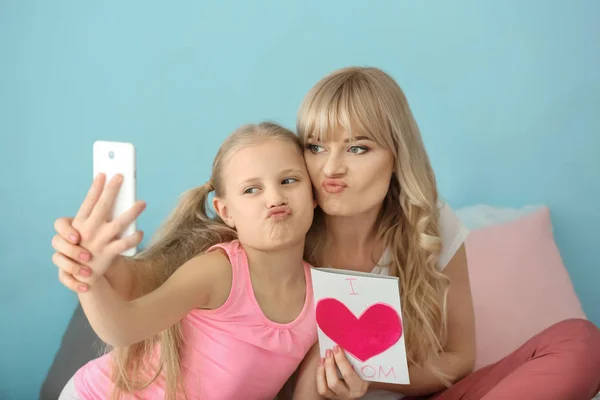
[[79, 250, 231, 347], [52, 174, 149, 299], [317, 244, 475, 399], [371, 244, 475, 396], [102, 255, 143, 300], [52, 216, 162, 301]]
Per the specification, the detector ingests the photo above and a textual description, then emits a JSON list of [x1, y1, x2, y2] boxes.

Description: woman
[[52, 66, 600, 399]]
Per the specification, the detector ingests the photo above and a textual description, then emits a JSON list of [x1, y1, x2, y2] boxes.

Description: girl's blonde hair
[[107, 122, 303, 400], [297, 66, 452, 385]]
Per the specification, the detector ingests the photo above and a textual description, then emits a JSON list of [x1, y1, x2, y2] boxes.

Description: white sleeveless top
[[363, 201, 469, 400]]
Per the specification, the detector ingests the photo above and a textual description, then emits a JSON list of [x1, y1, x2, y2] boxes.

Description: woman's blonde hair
[[107, 122, 303, 400], [297, 66, 452, 385]]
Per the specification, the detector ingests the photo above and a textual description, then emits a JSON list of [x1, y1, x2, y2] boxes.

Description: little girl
[[58, 122, 320, 400]]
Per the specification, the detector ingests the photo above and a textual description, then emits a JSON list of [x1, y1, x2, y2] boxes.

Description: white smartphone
[[93, 140, 137, 256]]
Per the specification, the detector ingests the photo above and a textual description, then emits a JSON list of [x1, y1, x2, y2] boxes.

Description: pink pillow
[[465, 206, 586, 371]]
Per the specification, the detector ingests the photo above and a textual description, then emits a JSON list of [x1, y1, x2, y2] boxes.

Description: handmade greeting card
[[310, 268, 409, 384]]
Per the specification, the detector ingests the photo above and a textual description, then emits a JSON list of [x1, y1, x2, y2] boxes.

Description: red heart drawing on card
[[315, 298, 402, 362]]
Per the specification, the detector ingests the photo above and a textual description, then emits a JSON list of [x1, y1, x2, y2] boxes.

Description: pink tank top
[[73, 240, 317, 399]]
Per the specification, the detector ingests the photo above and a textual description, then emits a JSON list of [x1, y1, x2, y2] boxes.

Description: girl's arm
[[293, 343, 326, 400], [78, 249, 231, 347]]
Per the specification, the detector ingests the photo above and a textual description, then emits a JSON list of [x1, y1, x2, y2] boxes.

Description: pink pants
[[417, 318, 600, 400]]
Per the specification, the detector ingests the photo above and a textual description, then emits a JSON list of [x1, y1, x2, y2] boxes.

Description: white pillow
[[456, 204, 546, 230]]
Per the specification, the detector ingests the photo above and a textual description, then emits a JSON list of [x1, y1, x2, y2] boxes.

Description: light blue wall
[[1, 1, 598, 398]]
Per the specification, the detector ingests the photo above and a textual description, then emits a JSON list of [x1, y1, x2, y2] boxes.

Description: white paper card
[[310, 267, 410, 384]]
